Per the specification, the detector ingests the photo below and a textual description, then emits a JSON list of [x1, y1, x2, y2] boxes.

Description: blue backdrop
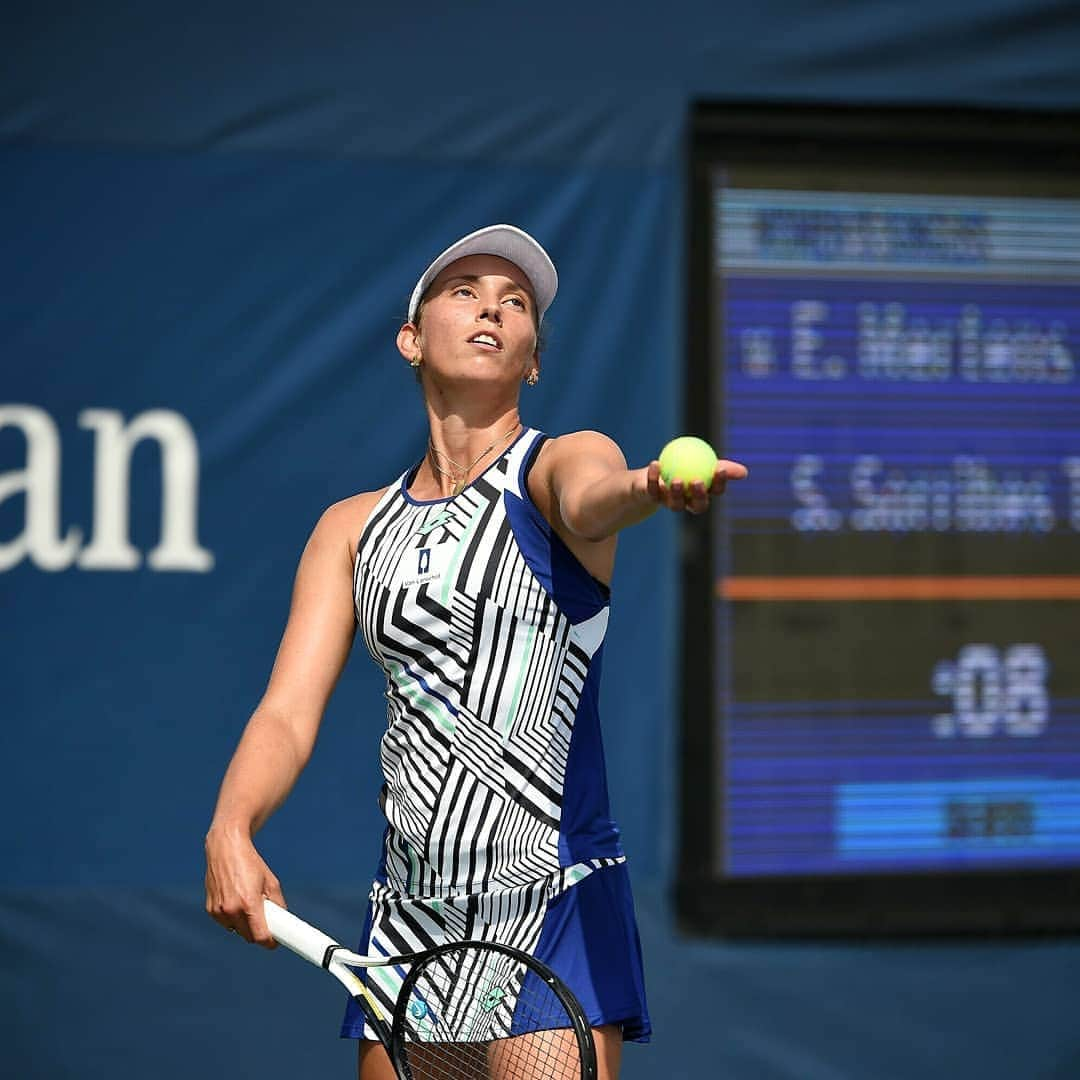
[[3, 3, 1080, 1077]]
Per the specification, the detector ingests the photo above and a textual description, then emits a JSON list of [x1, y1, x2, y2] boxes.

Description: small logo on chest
[[416, 511, 453, 536], [397, 542, 450, 589]]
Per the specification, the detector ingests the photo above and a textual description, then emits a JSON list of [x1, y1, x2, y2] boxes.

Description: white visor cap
[[407, 224, 558, 324]]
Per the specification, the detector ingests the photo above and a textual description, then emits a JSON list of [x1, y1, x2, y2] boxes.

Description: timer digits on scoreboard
[[931, 644, 1050, 739]]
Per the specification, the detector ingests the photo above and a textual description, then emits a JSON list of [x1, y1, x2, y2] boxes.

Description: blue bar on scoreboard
[[836, 778, 1080, 857]]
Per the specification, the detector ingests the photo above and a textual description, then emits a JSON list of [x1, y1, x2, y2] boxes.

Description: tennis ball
[[658, 436, 718, 487]]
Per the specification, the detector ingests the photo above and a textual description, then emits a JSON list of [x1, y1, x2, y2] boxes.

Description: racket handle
[[263, 899, 340, 968]]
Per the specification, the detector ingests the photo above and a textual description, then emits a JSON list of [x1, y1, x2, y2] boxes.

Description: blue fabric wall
[[3, 3, 1080, 1077]]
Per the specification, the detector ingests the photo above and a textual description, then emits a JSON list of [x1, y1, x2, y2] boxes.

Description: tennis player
[[205, 224, 747, 1079]]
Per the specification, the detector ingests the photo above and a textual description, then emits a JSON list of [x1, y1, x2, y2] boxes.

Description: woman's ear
[[525, 350, 540, 386], [397, 322, 421, 364]]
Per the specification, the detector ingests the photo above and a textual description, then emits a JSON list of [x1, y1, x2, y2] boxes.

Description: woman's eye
[[453, 286, 474, 297], [504, 296, 525, 309]]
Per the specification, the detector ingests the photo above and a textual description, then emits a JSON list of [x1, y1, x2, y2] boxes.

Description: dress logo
[[416, 511, 453, 536], [397, 540, 449, 589]]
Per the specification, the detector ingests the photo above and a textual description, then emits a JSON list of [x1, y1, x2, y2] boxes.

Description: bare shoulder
[[531, 430, 627, 509], [535, 430, 627, 481], [311, 487, 390, 564]]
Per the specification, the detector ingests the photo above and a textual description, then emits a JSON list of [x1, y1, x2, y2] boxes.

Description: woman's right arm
[[204, 491, 382, 946]]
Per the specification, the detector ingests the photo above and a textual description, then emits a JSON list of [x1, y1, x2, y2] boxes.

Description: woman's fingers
[[205, 837, 282, 948], [645, 461, 662, 499], [716, 459, 749, 482], [647, 457, 747, 512]]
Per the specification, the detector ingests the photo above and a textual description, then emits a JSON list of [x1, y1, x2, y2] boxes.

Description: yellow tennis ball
[[658, 436, 718, 487]]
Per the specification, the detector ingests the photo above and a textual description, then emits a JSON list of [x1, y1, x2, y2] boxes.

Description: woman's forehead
[[430, 253, 535, 296]]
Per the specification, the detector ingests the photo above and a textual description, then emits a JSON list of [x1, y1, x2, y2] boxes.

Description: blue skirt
[[340, 859, 651, 1043]]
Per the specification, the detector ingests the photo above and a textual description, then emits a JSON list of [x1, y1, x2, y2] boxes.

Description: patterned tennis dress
[[341, 428, 650, 1043]]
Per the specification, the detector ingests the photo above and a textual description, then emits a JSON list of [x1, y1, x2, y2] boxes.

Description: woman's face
[[399, 254, 539, 385]]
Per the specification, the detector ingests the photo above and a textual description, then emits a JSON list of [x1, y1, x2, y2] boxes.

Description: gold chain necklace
[[428, 422, 520, 497]]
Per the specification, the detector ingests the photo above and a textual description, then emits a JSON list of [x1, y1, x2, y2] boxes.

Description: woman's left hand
[[644, 458, 748, 515]]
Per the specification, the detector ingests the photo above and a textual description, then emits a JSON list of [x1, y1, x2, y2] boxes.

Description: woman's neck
[[417, 405, 524, 499]]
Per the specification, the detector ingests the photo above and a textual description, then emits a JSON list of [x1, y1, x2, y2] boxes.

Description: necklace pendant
[[451, 478, 466, 497]]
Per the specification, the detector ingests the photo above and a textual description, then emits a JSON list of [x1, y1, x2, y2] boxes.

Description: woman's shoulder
[[532, 430, 627, 474], [526, 429, 625, 516], [539, 428, 623, 449], [314, 487, 392, 562]]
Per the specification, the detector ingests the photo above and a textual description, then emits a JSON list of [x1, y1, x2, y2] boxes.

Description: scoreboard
[[682, 112, 1080, 934], [716, 187, 1080, 877]]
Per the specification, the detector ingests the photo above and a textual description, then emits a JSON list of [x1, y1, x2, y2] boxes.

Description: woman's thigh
[[358, 1040, 396, 1080], [357, 1024, 622, 1079], [591, 1025, 623, 1080]]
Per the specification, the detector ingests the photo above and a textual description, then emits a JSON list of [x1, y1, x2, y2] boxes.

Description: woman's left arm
[[544, 430, 748, 542]]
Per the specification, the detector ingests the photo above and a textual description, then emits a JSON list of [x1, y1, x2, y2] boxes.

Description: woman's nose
[[478, 301, 502, 324]]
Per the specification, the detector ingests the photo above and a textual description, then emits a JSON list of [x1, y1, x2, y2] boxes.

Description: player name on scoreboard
[[740, 300, 1075, 384], [791, 454, 1080, 534]]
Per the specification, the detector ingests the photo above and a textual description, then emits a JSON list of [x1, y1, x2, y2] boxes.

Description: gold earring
[[410, 353, 422, 368], [526, 369, 539, 386]]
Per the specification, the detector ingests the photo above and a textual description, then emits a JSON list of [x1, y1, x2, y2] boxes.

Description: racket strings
[[394, 945, 584, 1080]]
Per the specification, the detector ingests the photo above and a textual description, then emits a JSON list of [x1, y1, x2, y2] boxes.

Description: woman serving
[[204, 225, 747, 1079]]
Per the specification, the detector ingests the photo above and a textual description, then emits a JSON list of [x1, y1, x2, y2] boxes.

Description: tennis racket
[[262, 898, 597, 1080]]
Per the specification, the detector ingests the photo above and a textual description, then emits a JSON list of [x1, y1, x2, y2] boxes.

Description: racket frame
[[390, 938, 598, 1079], [263, 899, 597, 1078], [264, 899, 397, 1046]]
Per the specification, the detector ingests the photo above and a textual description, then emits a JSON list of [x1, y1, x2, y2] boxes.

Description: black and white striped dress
[[341, 428, 651, 1043]]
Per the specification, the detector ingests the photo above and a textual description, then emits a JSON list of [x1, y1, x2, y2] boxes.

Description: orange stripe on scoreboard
[[716, 576, 1080, 601]]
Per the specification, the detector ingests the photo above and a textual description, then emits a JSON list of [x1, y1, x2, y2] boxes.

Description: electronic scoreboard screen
[[680, 108, 1080, 935]]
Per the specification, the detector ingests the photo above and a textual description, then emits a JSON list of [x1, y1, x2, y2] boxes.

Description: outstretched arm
[[545, 430, 748, 542]]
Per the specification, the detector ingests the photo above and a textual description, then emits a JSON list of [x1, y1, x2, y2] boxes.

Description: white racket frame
[[262, 898, 597, 1079], [263, 898, 393, 1022]]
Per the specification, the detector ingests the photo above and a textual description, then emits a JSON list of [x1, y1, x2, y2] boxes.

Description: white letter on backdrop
[[77, 408, 214, 572], [0, 404, 83, 571]]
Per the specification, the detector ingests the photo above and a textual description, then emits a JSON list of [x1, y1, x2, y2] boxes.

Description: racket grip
[[263, 899, 340, 968]]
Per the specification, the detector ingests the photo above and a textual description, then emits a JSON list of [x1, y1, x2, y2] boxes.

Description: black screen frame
[[677, 102, 1080, 937]]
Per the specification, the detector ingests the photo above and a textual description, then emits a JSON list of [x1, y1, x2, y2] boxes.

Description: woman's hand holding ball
[[646, 435, 747, 513]]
